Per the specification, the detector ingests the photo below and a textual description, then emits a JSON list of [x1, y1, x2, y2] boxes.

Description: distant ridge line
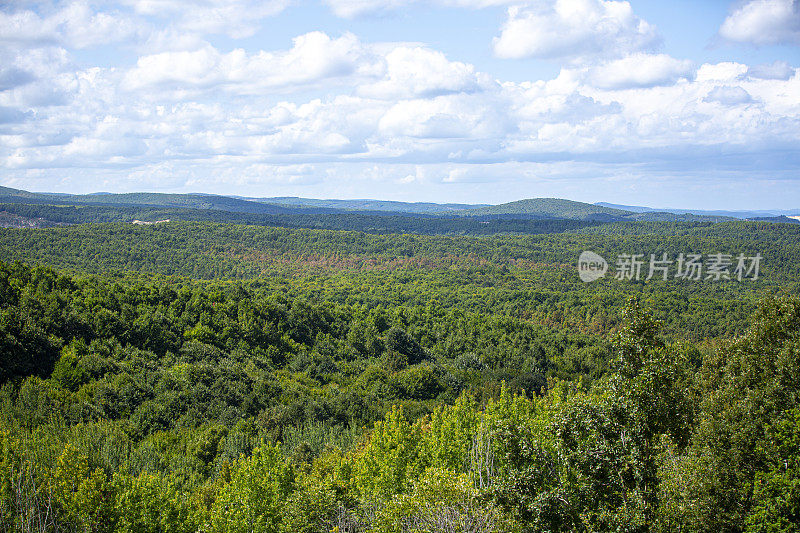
[[0, 185, 795, 222]]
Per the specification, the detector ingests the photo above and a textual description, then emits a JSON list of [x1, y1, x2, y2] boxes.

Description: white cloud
[[508, 81, 621, 125], [5, 50, 799, 174], [0, 106, 32, 124], [0, 67, 36, 91], [747, 60, 795, 79], [719, 0, 800, 46], [0, 0, 798, 205], [0, 1, 144, 49], [124, 32, 377, 94], [695, 62, 749, 82], [0, 9, 52, 44], [138, 27, 208, 53], [121, 0, 290, 38], [123, 33, 495, 104], [6, 48, 798, 178], [323, 0, 515, 17], [377, 94, 508, 140], [324, 0, 414, 18], [0, 0, 292, 56], [358, 46, 487, 99], [492, 0, 660, 62], [587, 53, 694, 89], [704, 85, 755, 105], [0, 46, 80, 108]]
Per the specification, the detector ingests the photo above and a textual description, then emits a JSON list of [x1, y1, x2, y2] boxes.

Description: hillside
[[748, 215, 800, 224], [0, 219, 798, 531], [0, 203, 606, 235], [0, 185, 64, 200], [0, 186, 789, 226], [624, 211, 735, 222], [65, 192, 303, 214], [1, 219, 797, 341], [247, 196, 487, 214], [0, 186, 485, 216], [0, 186, 339, 215], [596, 201, 800, 219], [461, 198, 733, 222], [458, 197, 634, 220]]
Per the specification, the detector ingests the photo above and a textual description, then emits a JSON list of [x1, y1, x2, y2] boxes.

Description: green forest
[[0, 207, 798, 531]]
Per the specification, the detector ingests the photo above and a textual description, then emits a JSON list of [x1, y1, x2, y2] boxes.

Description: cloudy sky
[[1, 0, 799, 208]]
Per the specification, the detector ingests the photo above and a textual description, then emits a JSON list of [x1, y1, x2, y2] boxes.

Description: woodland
[[0, 204, 797, 532]]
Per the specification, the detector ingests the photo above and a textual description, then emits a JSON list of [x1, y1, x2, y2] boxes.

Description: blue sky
[[1, 0, 799, 209]]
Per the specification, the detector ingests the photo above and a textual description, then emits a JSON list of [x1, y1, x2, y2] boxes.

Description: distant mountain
[[0, 185, 62, 200], [457, 198, 634, 220], [625, 211, 735, 223], [457, 199, 732, 222], [1, 185, 793, 224], [596, 202, 800, 220], [63, 192, 302, 214], [241, 196, 487, 214], [747, 215, 800, 224], [0, 186, 339, 215], [0, 186, 487, 217]]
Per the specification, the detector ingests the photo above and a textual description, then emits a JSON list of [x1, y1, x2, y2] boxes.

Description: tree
[[679, 297, 800, 531], [209, 442, 294, 533]]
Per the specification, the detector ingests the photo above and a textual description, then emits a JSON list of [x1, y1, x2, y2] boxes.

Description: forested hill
[[0, 219, 797, 280], [0, 187, 337, 215], [0, 202, 607, 235], [0, 256, 798, 531], [0, 186, 484, 216], [0, 186, 746, 224], [0, 220, 797, 340], [0, 195, 798, 531], [456, 197, 633, 219], [244, 196, 487, 214]]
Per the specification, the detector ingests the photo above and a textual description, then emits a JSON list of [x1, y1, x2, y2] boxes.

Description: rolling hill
[[456, 198, 634, 220], [0, 186, 337, 215], [596, 201, 800, 220], [0, 186, 791, 225], [243, 196, 487, 214]]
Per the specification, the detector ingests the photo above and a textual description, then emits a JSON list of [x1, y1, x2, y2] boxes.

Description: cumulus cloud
[[123, 33, 494, 103], [747, 60, 795, 79], [508, 80, 621, 125], [121, 0, 290, 38], [0, 46, 79, 108], [9, 45, 797, 176], [4, 44, 799, 177], [0, 67, 36, 91], [704, 85, 755, 105], [695, 62, 749, 82], [0, 0, 293, 55], [0, 2, 798, 201], [587, 53, 694, 89], [124, 32, 378, 94], [377, 94, 508, 140], [0, 1, 144, 49], [358, 46, 487, 99], [492, 0, 660, 62], [719, 0, 800, 46], [0, 106, 32, 124]]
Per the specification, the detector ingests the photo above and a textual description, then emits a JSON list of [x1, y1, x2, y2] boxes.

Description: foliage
[[0, 212, 797, 530]]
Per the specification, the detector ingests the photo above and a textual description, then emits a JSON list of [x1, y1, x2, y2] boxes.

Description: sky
[[0, 0, 799, 209]]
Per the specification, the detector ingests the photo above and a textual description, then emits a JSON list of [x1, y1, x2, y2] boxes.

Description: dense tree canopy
[[0, 216, 797, 531]]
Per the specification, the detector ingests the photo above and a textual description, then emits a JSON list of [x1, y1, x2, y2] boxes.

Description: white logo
[[578, 251, 608, 282], [577, 251, 761, 282]]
